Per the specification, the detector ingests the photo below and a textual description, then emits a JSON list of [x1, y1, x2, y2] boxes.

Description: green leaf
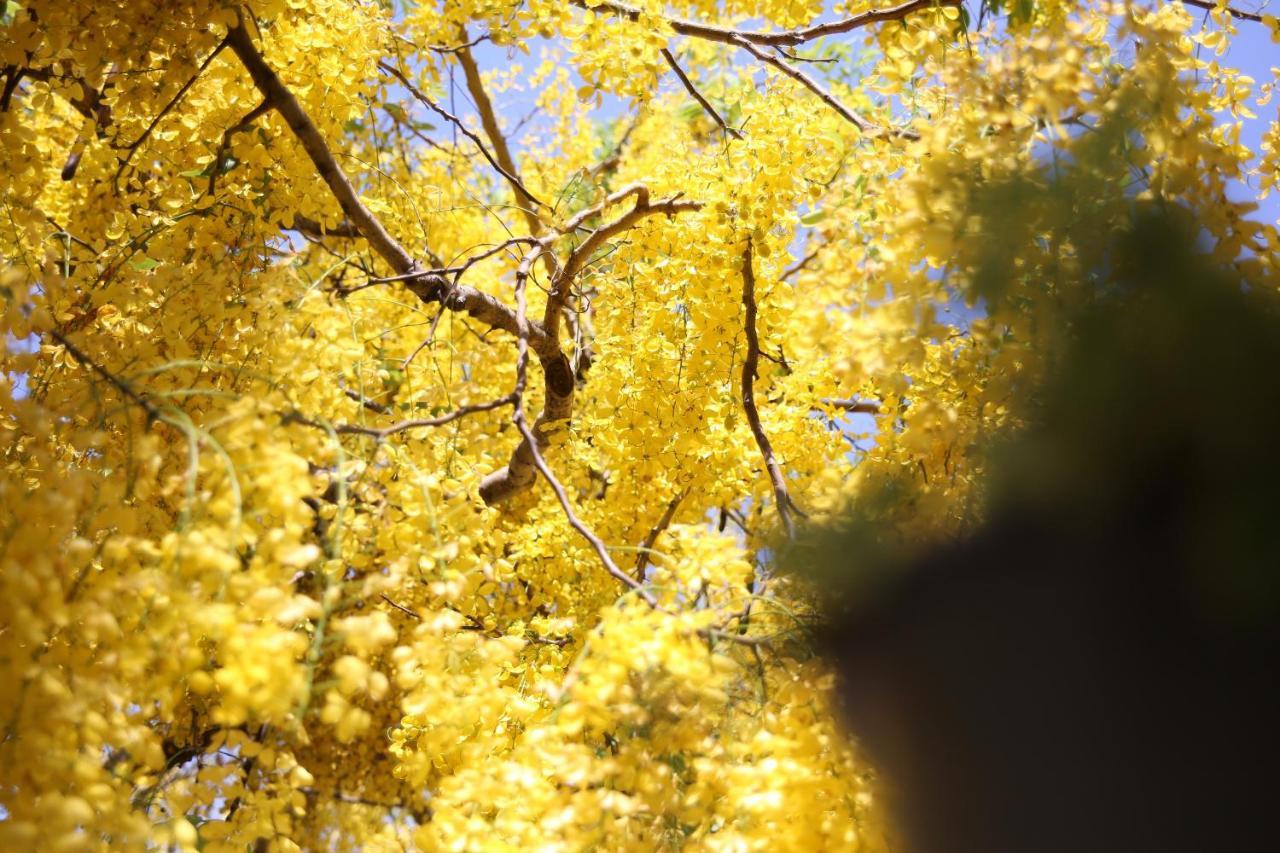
[[130, 257, 160, 271], [676, 102, 703, 124], [800, 210, 826, 226]]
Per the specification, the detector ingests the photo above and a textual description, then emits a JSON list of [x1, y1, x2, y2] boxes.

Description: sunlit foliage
[[2, 1, 1276, 849]]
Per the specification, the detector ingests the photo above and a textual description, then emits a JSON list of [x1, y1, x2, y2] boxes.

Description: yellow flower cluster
[[2, 0, 1276, 849]]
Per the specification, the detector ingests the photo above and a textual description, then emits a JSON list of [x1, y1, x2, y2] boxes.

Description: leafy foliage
[[2, 1, 1277, 850]]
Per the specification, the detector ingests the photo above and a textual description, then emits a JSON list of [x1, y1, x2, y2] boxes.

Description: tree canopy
[[2, 1, 1277, 850]]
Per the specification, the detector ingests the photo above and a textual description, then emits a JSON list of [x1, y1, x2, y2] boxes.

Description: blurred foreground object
[[803, 211, 1280, 852]]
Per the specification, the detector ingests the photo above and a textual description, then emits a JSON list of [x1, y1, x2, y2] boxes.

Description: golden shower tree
[[2, 1, 1276, 849]]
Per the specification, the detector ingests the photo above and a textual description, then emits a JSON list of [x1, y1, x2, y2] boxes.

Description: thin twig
[[589, 113, 642, 178], [737, 38, 902, 136], [1181, 0, 1266, 23], [774, 46, 837, 64], [661, 48, 743, 139], [290, 396, 514, 440], [572, 0, 961, 47], [425, 33, 490, 54], [781, 247, 820, 280], [206, 97, 273, 196], [815, 397, 881, 415], [50, 330, 163, 423], [379, 59, 546, 211], [636, 491, 686, 576], [342, 387, 390, 414], [379, 594, 421, 619], [114, 38, 228, 184], [286, 215, 362, 239]]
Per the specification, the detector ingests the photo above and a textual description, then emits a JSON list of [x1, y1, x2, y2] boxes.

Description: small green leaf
[[677, 103, 703, 123], [800, 210, 826, 226], [130, 257, 160, 271]]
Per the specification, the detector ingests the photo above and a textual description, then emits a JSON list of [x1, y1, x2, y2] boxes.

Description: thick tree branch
[[500, 244, 659, 606], [16, 66, 111, 125], [226, 19, 542, 355], [226, 16, 699, 548], [481, 186, 700, 504], [226, 20, 418, 275], [477, 245, 573, 504], [409, 276, 552, 352]]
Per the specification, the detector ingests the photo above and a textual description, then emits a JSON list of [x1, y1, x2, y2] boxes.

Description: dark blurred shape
[[805, 210, 1280, 852]]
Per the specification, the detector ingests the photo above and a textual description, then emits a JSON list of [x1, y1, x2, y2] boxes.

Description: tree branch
[[737, 38, 902, 136], [114, 37, 228, 184], [572, 0, 961, 48], [378, 59, 546, 214], [331, 396, 515, 440], [454, 35, 547, 234], [816, 397, 881, 415], [1181, 0, 1266, 23], [50, 330, 163, 424], [226, 19, 418, 275], [226, 19, 541, 355], [286, 215, 362, 239], [477, 245, 572, 504], [661, 48, 742, 140], [480, 186, 700, 504], [552, 184, 702, 303], [740, 240, 799, 539], [206, 97, 273, 197], [501, 243, 659, 606], [636, 491, 685, 576]]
